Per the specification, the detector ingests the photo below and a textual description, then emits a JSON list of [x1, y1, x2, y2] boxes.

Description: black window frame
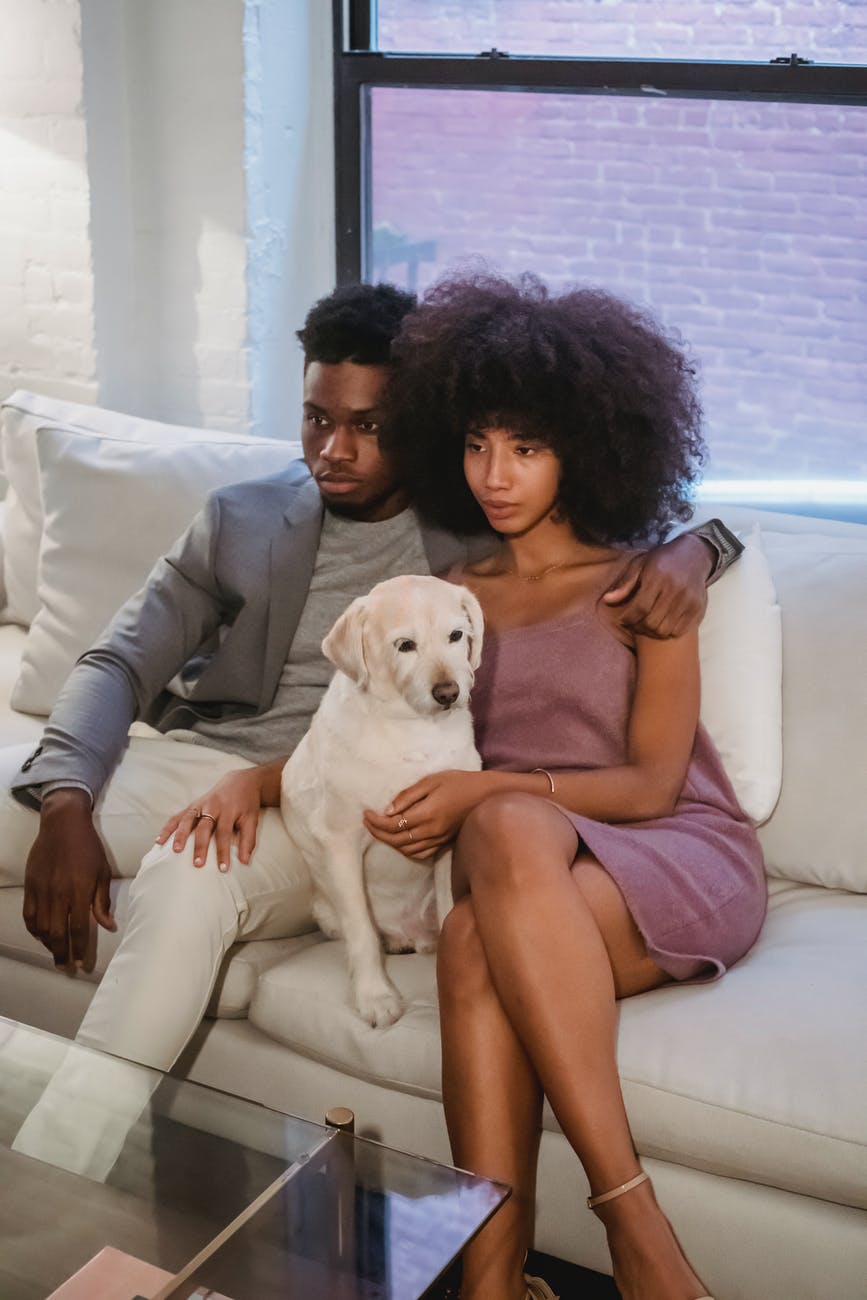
[[333, 0, 867, 285]]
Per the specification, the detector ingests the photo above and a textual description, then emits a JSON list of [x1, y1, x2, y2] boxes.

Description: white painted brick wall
[[0, 0, 98, 405], [1, 0, 335, 435], [85, 0, 251, 432]]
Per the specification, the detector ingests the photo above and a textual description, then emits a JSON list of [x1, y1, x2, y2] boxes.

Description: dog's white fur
[[280, 575, 483, 1027]]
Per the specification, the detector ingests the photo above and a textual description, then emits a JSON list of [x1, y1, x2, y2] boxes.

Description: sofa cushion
[[0, 501, 6, 610], [250, 946, 442, 1098], [0, 881, 130, 976], [11, 422, 300, 715], [0, 627, 43, 743], [755, 531, 867, 893], [205, 930, 326, 1019], [0, 389, 301, 633], [615, 879, 867, 1211], [692, 506, 867, 891], [0, 881, 323, 1020], [249, 879, 867, 1209]]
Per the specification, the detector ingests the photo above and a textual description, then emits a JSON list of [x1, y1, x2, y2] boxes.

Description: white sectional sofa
[[0, 391, 865, 1300]]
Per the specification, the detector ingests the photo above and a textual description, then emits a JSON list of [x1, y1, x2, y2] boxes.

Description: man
[[6, 283, 739, 1072]]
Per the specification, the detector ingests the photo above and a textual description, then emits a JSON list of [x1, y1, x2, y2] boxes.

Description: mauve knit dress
[[469, 597, 768, 981]]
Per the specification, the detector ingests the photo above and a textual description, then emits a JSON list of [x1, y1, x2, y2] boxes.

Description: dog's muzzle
[[431, 680, 460, 709]]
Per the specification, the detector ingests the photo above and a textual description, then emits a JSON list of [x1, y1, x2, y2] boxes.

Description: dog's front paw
[[353, 978, 404, 1028]]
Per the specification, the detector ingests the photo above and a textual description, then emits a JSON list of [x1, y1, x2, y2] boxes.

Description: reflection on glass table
[[0, 1017, 508, 1300], [162, 1129, 507, 1300]]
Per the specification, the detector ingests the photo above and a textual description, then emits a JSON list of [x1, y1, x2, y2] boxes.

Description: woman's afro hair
[[383, 272, 706, 545]]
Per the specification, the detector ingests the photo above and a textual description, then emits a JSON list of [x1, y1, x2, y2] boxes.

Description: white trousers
[[0, 734, 314, 1071]]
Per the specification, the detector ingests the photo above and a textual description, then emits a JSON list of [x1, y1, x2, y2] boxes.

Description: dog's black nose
[[432, 680, 459, 708]]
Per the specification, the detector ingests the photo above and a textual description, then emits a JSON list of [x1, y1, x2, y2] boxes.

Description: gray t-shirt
[[170, 507, 430, 762]]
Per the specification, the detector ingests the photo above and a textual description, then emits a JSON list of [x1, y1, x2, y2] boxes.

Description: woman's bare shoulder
[[437, 555, 503, 586]]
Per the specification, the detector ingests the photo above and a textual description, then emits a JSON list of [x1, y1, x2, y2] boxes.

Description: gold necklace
[[502, 558, 579, 583]]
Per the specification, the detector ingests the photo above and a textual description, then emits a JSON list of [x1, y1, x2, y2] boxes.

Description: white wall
[[245, 0, 336, 439], [0, 0, 98, 404], [81, 0, 250, 430], [0, 0, 335, 434]]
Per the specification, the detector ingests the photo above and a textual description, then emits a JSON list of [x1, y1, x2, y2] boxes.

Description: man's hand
[[602, 533, 715, 639], [23, 788, 115, 971]]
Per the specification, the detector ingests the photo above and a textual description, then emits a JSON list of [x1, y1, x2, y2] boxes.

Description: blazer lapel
[[259, 477, 323, 710]]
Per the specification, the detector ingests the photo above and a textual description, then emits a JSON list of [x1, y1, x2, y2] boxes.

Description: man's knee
[[130, 839, 238, 922]]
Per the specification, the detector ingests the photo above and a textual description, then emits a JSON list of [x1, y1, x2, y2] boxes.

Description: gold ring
[[408, 829, 414, 842], [199, 813, 217, 826], [397, 816, 408, 830]]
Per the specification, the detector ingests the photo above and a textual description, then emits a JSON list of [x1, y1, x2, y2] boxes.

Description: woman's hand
[[155, 759, 285, 873], [364, 770, 495, 860]]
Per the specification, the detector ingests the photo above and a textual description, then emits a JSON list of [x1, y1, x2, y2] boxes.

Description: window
[[377, 0, 865, 63], [335, 2, 867, 519]]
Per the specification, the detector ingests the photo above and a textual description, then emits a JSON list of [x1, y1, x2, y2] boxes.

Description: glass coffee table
[[0, 1017, 509, 1299]]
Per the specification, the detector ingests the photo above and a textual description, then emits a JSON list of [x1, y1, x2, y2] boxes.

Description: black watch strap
[[687, 517, 744, 585]]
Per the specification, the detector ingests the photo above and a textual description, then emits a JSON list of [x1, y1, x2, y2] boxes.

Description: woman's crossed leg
[[437, 790, 708, 1300]]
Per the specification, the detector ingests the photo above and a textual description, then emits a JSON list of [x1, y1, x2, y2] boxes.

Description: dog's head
[[322, 575, 484, 715]]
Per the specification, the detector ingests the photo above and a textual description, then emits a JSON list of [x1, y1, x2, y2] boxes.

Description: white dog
[[280, 575, 483, 1028]]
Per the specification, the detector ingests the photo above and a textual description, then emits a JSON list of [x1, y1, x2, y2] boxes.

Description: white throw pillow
[[0, 389, 301, 627], [698, 525, 782, 825], [11, 423, 301, 715]]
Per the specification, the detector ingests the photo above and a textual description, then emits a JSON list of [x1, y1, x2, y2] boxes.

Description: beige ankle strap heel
[[586, 1171, 715, 1300], [524, 1274, 559, 1300], [586, 1169, 649, 1209]]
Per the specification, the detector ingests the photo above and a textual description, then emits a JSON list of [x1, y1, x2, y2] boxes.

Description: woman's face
[[463, 425, 561, 535]]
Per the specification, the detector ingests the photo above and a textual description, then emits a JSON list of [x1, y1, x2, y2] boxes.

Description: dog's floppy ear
[[322, 596, 370, 687], [459, 587, 485, 670]]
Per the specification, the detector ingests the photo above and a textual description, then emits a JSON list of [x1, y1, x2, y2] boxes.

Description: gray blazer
[[13, 464, 477, 805]]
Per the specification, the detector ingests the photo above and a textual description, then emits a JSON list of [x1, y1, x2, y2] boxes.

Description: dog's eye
[[449, 630, 463, 643], [396, 639, 417, 653]]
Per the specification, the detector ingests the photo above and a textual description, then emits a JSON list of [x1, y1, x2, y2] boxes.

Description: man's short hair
[[297, 283, 417, 367]]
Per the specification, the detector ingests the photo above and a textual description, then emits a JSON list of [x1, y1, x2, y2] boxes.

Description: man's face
[[301, 361, 408, 521]]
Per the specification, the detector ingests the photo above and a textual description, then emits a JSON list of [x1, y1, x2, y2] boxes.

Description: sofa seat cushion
[[615, 879, 867, 1210], [0, 881, 322, 1020], [250, 946, 442, 1098], [205, 930, 325, 1019], [0, 883, 128, 977], [249, 879, 867, 1209]]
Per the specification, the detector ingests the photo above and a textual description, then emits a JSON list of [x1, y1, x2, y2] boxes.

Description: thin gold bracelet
[[531, 767, 555, 795]]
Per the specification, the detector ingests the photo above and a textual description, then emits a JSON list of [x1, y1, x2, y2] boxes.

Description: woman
[[361, 274, 766, 1300]]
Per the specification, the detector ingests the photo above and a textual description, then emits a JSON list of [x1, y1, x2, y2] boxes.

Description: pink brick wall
[[370, 6, 867, 480], [379, 0, 867, 62]]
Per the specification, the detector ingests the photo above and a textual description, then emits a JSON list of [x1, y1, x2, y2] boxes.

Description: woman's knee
[[457, 791, 573, 890], [437, 898, 492, 1003]]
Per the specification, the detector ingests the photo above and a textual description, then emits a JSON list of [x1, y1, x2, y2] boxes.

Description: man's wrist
[[40, 785, 94, 818], [692, 532, 719, 583], [686, 518, 744, 585]]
